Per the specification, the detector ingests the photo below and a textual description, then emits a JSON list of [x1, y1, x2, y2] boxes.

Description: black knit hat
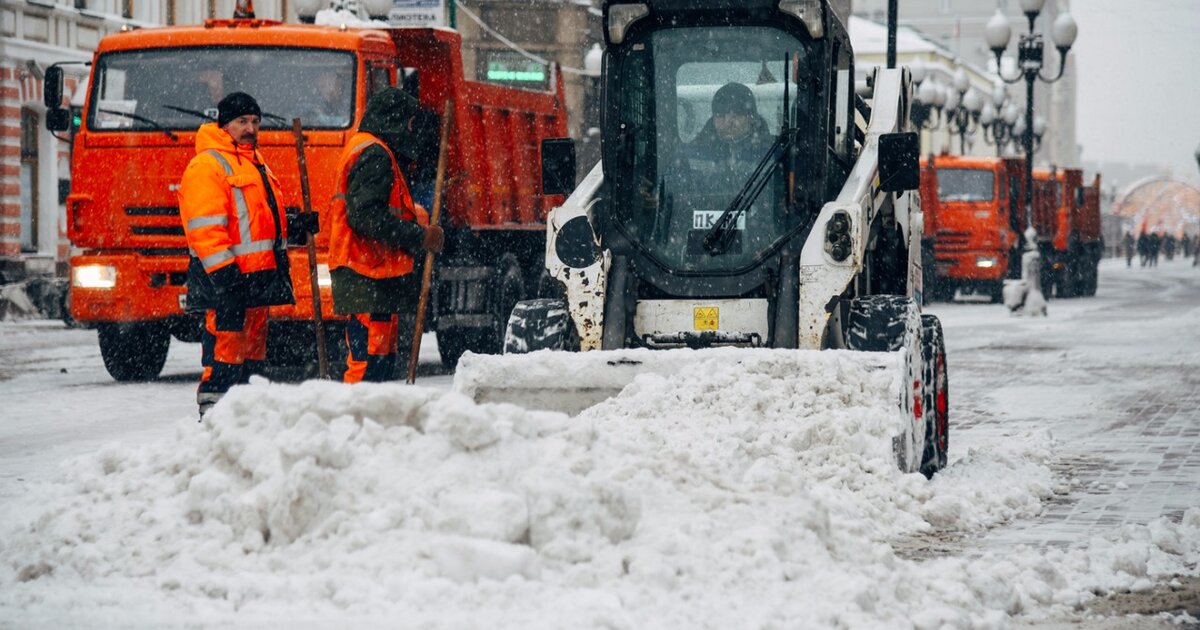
[[217, 92, 262, 127], [712, 82, 757, 116]]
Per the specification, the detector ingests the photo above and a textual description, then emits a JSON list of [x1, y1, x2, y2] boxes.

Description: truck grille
[[934, 230, 971, 253], [125, 207, 186, 247]]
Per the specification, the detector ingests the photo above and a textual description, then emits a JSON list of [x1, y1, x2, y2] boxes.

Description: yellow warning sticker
[[693, 306, 719, 330]]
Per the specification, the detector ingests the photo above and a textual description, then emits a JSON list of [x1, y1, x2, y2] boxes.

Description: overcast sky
[[1072, 0, 1200, 184]]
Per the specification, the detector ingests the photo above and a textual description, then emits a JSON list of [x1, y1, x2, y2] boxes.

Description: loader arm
[[797, 68, 921, 349]]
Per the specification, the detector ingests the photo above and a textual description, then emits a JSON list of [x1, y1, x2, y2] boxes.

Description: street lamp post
[[946, 68, 982, 155], [980, 84, 1015, 156], [985, 0, 1077, 301]]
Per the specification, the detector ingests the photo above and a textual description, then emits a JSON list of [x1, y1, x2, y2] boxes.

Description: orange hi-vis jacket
[[328, 132, 430, 280], [179, 122, 288, 276]]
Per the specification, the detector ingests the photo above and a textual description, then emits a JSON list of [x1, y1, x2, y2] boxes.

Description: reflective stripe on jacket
[[179, 122, 288, 274], [328, 132, 430, 280]]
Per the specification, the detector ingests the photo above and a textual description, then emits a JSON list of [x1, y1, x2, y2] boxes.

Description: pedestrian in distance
[[178, 92, 295, 418], [328, 87, 444, 383], [1123, 231, 1135, 268]]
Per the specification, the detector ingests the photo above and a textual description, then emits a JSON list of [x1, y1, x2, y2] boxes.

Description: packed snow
[[2, 341, 1197, 628]]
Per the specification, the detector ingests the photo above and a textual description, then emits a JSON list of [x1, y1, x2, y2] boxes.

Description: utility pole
[[887, 0, 897, 69]]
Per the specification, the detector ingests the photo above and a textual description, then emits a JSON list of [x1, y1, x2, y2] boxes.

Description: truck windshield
[[610, 26, 813, 273], [87, 47, 356, 132], [937, 168, 995, 202]]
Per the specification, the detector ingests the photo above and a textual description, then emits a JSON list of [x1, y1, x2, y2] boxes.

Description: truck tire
[[504, 298, 576, 354], [988, 280, 1004, 304], [98, 322, 169, 381], [438, 257, 525, 368], [919, 314, 949, 478], [845, 295, 915, 352]]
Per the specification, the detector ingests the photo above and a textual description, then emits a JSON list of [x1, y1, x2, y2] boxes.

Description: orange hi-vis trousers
[[198, 306, 267, 416], [344, 313, 400, 383]]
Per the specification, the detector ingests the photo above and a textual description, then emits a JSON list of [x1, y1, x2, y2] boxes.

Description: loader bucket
[[453, 347, 903, 419]]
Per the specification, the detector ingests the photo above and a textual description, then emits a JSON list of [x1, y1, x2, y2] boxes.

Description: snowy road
[[1, 257, 1198, 628]]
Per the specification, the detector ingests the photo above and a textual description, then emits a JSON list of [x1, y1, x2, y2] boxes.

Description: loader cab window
[[609, 26, 815, 273], [87, 47, 356, 132], [830, 42, 852, 160], [937, 168, 994, 202]]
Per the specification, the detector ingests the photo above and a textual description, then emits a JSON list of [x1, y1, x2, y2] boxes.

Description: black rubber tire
[[919, 314, 949, 478], [437, 327, 489, 368], [437, 257, 525, 368], [97, 321, 169, 382], [988, 281, 1004, 304], [504, 298, 576, 354], [845, 295, 915, 352]]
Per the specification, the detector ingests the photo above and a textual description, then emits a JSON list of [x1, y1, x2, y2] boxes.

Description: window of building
[[20, 108, 40, 252]]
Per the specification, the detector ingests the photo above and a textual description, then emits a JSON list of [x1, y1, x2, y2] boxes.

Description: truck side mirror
[[878, 132, 920, 193], [541, 138, 576, 196], [44, 66, 71, 132]]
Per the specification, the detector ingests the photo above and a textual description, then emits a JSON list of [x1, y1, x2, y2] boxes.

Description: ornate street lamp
[[910, 59, 945, 131], [985, 0, 1077, 296], [945, 68, 983, 154]]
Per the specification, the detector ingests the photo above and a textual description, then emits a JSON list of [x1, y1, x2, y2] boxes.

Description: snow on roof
[[848, 15, 941, 56]]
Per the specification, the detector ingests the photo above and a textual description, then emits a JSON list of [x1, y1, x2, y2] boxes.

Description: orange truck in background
[[1030, 167, 1102, 298], [919, 154, 1025, 303], [45, 20, 567, 381]]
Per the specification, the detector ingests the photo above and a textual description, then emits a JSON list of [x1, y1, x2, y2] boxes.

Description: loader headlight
[[72, 264, 117, 289], [975, 256, 998, 269], [825, 210, 852, 262], [316, 263, 332, 288], [555, 216, 601, 269]]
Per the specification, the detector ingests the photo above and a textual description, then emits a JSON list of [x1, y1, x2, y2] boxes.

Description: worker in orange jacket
[[178, 92, 295, 417], [328, 87, 443, 382]]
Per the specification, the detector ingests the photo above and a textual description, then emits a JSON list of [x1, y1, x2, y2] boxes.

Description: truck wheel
[[97, 322, 169, 381], [504, 298, 576, 354], [919, 314, 949, 478], [988, 281, 1004, 304], [929, 278, 955, 303], [845, 295, 915, 352]]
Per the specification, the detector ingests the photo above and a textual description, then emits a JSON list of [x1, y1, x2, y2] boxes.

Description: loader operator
[[686, 82, 774, 180], [179, 92, 295, 418], [328, 87, 444, 383]]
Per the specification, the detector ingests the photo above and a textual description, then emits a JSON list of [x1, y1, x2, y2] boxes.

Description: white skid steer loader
[[453, 0, 949, 477]]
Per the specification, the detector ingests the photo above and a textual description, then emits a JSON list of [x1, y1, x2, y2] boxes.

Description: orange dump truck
[[1029, 167, 1101, 298], [46, 19, 567, 380], [919, 154, 1025, 302]]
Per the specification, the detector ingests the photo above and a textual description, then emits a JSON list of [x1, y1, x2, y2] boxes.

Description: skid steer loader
[[453, 0, 949, 476]]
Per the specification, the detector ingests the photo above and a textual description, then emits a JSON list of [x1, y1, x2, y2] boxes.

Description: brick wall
[[0, 63, 21, 265]]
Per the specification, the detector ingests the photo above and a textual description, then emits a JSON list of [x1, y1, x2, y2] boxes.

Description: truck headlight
[[975, 256, 998, 269], [72, 264, 117, 289], [316, 264, 332, 288]]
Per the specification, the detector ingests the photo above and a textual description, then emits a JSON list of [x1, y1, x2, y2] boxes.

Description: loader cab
[[597, 0, 852, 295]]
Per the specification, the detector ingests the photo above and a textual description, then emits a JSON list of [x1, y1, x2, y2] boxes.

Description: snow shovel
[[407, 101, 454, 384], [292, 118, 330, 379]]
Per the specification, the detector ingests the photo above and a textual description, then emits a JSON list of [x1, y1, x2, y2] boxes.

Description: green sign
[[485, 55, 546, 85]]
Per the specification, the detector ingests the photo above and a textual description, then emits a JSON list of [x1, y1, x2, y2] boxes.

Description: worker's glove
[[421, 225, 445, 254], [208, 263, 245, 304], [294, 211, 320, 235]]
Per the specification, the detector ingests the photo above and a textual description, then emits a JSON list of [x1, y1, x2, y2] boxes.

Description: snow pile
[[1, 355, 1198, 628]]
